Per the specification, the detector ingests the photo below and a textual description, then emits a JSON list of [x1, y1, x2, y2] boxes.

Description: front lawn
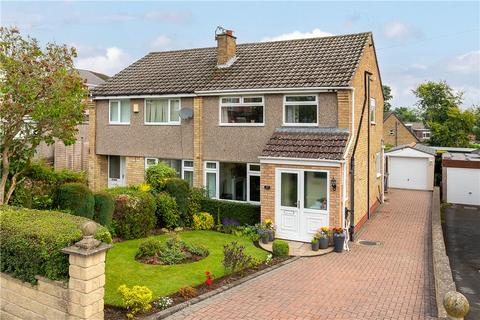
[[105, 230, 268, 306]]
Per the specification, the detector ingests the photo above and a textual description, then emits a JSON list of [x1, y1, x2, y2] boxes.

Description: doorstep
[[259, 239, 334, 257]]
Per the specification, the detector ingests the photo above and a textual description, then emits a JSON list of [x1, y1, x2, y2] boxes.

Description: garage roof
[[386, 143, 436, 156]]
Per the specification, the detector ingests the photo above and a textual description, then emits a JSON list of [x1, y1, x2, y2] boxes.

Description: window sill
[[144, 122, 181, 126], [109, 123, 130, 125], [282, 123, 318, 127], [219, 123, 265, 127], [370, 122, 376, 126], [376, 173, 382, 178]]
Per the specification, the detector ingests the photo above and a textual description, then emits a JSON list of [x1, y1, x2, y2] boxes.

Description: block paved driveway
[[167, 189, 437, 320]]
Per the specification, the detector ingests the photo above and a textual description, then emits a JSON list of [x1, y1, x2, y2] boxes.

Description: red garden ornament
[[204, 271, 214, 286]]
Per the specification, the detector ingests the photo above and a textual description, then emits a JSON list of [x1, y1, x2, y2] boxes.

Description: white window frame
[[370, 97, 376, 125], [247, 163, 261, 203], [219, 96, 265, 126], [144, 98, 181, 125], [144, 157, 159, 170], [182, 160, 194, 183], [204, 161, 219, 199], [376, 152, 381, 178], [109, 100, 130, 125], [283, 94, 319, 127], [422, 131, 431, 139]]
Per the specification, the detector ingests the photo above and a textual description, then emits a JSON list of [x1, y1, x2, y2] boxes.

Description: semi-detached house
[[89, 29, 385, 242]]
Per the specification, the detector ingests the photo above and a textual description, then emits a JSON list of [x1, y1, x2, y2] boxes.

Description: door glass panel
[[109, 156, 120, 179], [206, 172, 217, 198], [281, 172, 298, 207], [249, 175, 260, 202], [304, 171, 328, 210]]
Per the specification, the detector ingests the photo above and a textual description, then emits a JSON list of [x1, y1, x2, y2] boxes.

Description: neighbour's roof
[[92, 32, 370, 96], [261, 128, 349, 160], [386, 142, 436, 156], [77, 69, 109, 88], [442, 151, 480, 161], [405, 122, 427, 130]]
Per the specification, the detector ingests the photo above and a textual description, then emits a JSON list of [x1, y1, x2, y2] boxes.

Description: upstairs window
[[370, 98, 376, 124], [109, 100, 130, 124], [284, 95, 318, 125], [220, 96, 264, 125], [145, 99, 180, 124]]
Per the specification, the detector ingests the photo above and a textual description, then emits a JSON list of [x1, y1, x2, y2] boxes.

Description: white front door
[[108, 155, 125, 188], [276, 169, 330, 242]]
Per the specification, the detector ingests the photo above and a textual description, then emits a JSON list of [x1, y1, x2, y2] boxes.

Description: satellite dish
[[179, 107, 193, 120]]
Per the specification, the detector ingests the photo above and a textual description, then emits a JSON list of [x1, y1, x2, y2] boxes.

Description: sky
[[1, 1, 479, 108]]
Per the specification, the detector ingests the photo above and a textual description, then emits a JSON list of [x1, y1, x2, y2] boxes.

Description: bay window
[[284, 95, 318, 125], [109, 100, 130, 124], [220, 96, 264, 125], [145, 98, 181, 124]]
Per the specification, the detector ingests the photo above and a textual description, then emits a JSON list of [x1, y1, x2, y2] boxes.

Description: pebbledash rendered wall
[[0, 224, 111, 320]]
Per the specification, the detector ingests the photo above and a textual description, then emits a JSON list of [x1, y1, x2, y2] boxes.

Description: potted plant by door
[[311, 238, 319, 251], [259, 229, 270, 244], [318, 227, 330, 249], [264, 219, 275, 241], [332, 227, 345, 253]]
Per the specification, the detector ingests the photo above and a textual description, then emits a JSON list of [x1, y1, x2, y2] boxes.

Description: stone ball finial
[[443, 291, 469, 318], [80, 221, 97, 237]]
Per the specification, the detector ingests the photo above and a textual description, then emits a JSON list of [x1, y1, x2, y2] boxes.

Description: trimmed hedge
[[272, 240, 289, 257], [93, 192, 114, 226], [200, 198, 260, 225], [108, 188, 157, 240], [0, 206, 111, 284], [55, 183, 95, 219], [164, 178, 191, 225]]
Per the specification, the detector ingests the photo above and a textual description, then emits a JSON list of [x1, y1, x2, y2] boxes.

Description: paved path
[[167, 189, 437, 320]]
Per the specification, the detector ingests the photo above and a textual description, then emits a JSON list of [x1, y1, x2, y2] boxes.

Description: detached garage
[[386, 143, 435, 191], [442, 151, 480, 206]]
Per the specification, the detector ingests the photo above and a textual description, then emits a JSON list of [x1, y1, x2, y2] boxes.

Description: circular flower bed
[[135, 234, 209, 265]]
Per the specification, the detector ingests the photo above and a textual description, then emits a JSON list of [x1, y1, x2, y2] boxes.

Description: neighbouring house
[[89, 29, 384, 242], [383, 112, 419, 147], [442, 150, 480, 205], [385, 143, 435, 191], [404, 121, 431, 142], [34, 69, 109, 172]]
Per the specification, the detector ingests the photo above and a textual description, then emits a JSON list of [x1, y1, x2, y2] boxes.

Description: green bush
[[222, 241, 253, 274], [164, 178, 191, 225], [145, 163, 176, 191], [200, 199, 260, 225], [93, 192, 114, 226], [155, 192, 180, 229], [135, 237, 162, 259], [272, 240, 289, 257], [108, 189, 157, 240], [0, 205, 111, 284], [117, 284, 152, 318], [188, 187, 206, 217], [192, 212, 215, 230], [55, 183, 94, 219]]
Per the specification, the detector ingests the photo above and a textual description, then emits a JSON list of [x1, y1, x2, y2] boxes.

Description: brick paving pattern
[[167, 189, 437, 320]]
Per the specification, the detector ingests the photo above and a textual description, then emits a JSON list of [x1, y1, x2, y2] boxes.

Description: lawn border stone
[[146, 256, 300, 320]]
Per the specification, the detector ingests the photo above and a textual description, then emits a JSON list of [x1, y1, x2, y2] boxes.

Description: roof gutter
[[93, 93, 197, 100], [195, 87, 354, 96]]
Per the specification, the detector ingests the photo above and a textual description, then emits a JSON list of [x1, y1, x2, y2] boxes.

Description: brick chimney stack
[[216, 29, 236, 66]]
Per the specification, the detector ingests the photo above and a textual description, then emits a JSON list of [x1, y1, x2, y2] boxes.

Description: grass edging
[[146, 256, 301, 320]]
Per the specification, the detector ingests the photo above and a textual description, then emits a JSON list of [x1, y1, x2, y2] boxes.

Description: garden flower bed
[[104, 230, 292, 319]]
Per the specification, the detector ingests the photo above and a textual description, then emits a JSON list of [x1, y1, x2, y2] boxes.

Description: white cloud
[[144, 10, 192, 24], [383, 21, 421, 41], [262, 28, 333, 42], [75, 47, 131, 76], [447, 50, 480, 75], [150, 35, 173, 51]]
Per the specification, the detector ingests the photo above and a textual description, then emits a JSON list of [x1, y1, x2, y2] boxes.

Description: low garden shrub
[[135, 237, 163, 259], [93, 192, 114, 226], [55, 183, 95, 219], [164, 178, 191, 225], [272, 240, 289, 257], [0, 206, 111, 284], [201, 198, 260, 226], [145, 163, 177, 191], [222, 241, 253, 274], [108, 188, 157, 240], [187, 187, 206, 218], [192, 212, 214, 230], [117, 284, 153, 319], [178, 286, 197, 299], [155, 192, 180, 229]]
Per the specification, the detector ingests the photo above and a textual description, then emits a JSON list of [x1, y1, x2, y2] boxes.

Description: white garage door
[[389, 157, 429, 190], [447, 167, 480, 205]]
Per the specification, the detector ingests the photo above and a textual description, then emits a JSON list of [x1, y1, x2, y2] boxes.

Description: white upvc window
[[109, 100, 130, 124], [145, 157, 159, 169], [219, 96, 264, 126], [422, 131, 431, 139], [204, 161, 219, 199], [144, 98, 181, 125], [247, 163, 261, 203], [376, 152, 381, 177], [283, 95, 318, 126], [370, 97, 376, 124], [182, 160, 194, 187], [144, 158, 182, 177]]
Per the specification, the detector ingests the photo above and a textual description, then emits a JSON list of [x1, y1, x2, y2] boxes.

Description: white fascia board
[[94, 94, 197, 100], [259, 157, 343, 167], [195, 87, 354, 96]]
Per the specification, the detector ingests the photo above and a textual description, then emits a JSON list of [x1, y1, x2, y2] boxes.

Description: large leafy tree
[[382, 85, 393, 112], [428, 107, 475, 147], [393, 106, 420, 122], [0, 27, 87, 204]]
